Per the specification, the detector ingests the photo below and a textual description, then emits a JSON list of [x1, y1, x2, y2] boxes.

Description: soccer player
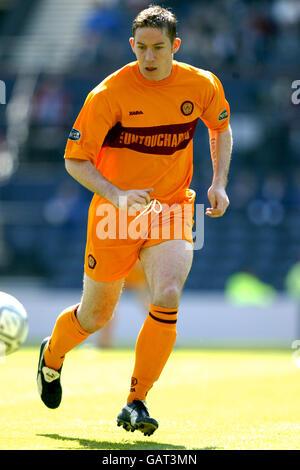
[[37, 5, 232, 436]]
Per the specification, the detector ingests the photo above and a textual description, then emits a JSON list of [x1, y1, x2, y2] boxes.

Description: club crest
[[181, 101, 194, 116], [88, 254, 97, 269]]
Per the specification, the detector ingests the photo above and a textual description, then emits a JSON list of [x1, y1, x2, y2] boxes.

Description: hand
[[112, 188, 153, 213], [206, 183, 229, 218]]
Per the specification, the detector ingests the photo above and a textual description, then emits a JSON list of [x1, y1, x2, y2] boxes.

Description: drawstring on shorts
[[134, 199, 162, 221]]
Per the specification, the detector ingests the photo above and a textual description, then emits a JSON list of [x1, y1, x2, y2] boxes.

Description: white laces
[[134, 199, 162, 221]]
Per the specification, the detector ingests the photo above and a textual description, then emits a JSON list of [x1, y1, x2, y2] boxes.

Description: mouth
[[145, 67, 157, 72]]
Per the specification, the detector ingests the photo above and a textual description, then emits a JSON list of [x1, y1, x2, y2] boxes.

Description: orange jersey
[[64, 60, 230, 203]]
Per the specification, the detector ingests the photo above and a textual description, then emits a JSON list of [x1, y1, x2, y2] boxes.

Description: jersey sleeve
[[200, 72, 230, 132], [64, 89, 115, 165]]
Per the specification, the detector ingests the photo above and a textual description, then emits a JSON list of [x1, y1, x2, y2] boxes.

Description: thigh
[[85, 195, 143, 282], [139, 239, 193, 300]]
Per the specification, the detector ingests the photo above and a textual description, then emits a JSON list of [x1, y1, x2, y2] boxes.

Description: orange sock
[[43, 304, 90, 370], [127, 304, 178, 403]]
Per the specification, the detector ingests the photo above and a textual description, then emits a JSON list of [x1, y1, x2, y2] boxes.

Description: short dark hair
[[132, 4, 178, 44]]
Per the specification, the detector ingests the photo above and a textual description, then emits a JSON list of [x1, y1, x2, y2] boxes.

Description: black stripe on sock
[[152, 309, 178, 315], [149, 312, 177, 324], [71, 308, 87, 336]]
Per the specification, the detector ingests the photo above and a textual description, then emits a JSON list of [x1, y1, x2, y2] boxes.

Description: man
[[37, 5, 232, 436]]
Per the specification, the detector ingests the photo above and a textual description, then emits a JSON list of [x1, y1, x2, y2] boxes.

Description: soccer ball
[[0, 291, 28, 355]]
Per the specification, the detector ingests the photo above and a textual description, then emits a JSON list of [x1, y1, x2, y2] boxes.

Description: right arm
[[65, 158, 152, 209], [65, 90, 152, 209]]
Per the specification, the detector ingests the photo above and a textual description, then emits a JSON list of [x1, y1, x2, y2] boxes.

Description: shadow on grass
[[37, 433, 217, 450]]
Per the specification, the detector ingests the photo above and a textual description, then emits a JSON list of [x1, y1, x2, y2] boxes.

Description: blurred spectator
[[30, 76, 72, 127], [43, 180, 89, 229], [288, 170, 300, 209], [225, 267, 276, 307], [76, 0, 127, 67], [26, 76, 72, 162], [84, 0, 123, 36], [285, 257, 300, 302], [271, 0, 300, 27], [285, 253, 300, 337], [229, 169, 258, 211]]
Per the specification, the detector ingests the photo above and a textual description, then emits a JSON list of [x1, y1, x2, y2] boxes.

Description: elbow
[[65, 158, 91, 179], [65, 158, 72, 174], [65, 158, 83, 177]]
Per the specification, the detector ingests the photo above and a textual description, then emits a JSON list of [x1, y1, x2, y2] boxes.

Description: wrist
[[212, 177, 227, 189], [102, 182, 121, 206]]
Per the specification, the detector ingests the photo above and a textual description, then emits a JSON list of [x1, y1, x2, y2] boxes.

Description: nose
[[145, 47, 154, 61]]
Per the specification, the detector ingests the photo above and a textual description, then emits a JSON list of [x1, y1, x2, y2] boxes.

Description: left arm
[[206, 124, 233, 218]]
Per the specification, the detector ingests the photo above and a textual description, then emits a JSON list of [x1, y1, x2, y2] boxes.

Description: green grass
[[0, 346, 299, 450]]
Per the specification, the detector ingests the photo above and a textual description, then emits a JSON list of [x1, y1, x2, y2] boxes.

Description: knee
[[77, 304, 114, 333], [91, 308, 114, 330], [152, 283, 181, 308]]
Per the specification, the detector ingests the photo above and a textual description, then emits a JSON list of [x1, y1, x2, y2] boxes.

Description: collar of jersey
[[133, 61, 178, 87]]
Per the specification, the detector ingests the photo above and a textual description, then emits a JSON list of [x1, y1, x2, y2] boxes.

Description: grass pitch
[[0, 346, 299, 450]]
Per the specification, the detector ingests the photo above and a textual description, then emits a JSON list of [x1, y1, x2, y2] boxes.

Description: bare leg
[[76, 274, 124, 333], [139, 239, 193, 308]]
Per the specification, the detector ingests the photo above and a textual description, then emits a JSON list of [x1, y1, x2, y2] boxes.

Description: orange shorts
[[84, 189, 195, 282]]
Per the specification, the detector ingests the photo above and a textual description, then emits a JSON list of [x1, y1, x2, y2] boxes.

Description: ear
[[129, 37, 135, 53], [172, 37, 181, 54]]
